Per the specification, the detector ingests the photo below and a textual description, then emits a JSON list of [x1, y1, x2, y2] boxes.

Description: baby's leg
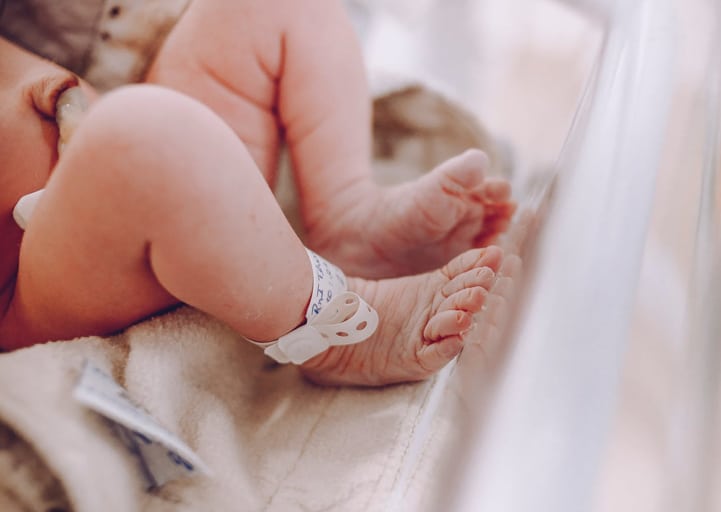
[[0, 85, 312, 348], [146, 0, 515, 279]]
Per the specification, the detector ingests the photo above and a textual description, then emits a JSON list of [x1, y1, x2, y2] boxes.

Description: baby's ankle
[[304, 179, 381, 246]]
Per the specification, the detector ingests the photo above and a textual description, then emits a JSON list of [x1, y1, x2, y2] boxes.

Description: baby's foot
[[310, 150, 515, 279], [300, 246, 504, 387]]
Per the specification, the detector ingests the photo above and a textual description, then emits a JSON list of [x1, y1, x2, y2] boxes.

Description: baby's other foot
[[300, 246, 503, 387], [310, 150, 515, 278]]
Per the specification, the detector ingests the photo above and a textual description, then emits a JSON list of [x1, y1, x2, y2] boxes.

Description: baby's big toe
[[481, 177, 513, 202], [433, 149, 489, 192]]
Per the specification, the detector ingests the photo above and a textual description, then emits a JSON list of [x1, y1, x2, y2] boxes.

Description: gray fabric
[[0, 0, 106, 74]]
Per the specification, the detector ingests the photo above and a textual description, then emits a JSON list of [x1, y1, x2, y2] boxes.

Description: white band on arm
[[248, 249, 379, 365]]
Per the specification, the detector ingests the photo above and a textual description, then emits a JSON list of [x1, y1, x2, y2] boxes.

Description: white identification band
[[305, 248, 348, 320], [250, 249, 379, 365], [13, 189, 45, 230]]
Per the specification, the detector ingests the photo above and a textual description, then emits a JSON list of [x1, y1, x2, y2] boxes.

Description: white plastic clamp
[[249, 250, 379, 364], [13, 189, 45, 230]]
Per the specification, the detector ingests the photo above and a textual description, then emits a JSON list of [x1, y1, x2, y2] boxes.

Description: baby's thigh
[[4, 195, 177, 350], [7, 192, 178, 349], [1, 87, 209, 348], [149, 0, 285, 112], [147, 0, 290, 176]]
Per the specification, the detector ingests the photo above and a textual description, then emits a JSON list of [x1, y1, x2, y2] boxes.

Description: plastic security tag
[[248, 249, 379, 364], [73, 361, 210, 489], [263, 291, 379, 364]]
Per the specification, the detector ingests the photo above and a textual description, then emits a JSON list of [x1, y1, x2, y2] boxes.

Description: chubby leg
[[0, 85, 312, 349]]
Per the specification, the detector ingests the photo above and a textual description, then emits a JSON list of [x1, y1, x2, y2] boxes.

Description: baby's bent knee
[[79, 84, 232, 149], [62, 84, 249, 191]]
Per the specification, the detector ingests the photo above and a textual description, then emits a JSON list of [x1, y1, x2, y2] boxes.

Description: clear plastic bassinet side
[[442, 0, 721, 511]]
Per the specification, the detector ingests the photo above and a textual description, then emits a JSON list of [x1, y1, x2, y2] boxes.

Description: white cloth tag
[[306, 249, 347, 320], [73, 361, 210, 489]]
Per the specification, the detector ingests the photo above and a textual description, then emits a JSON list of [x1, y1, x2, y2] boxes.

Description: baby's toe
[[436, 287, 488, 317], [480, 177, 512, 202], [443, 246, 504, 279], [441, 266, 495, 299], [417, 336, 464, 373], [490, 200, 518, 219], [423, 309, 473, 341], [435, 149, 489, 190], [474, 217, 513, 247]]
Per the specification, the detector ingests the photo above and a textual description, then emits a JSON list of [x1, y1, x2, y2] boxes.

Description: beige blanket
[[0, 308, 470, 511]]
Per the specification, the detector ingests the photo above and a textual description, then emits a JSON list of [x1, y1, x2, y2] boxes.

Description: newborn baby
[[0, 0, 514, 387]]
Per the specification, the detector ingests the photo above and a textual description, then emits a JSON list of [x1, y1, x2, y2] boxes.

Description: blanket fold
[[0, 308, 460, 511]]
